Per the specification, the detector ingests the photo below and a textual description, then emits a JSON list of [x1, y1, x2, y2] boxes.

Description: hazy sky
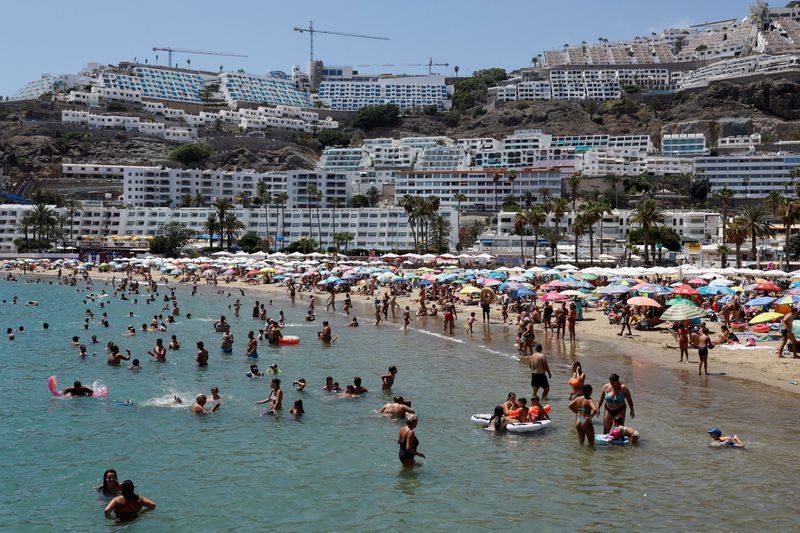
[[0, 0, 754, 96]]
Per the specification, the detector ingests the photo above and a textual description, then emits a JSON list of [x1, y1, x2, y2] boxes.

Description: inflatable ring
[[480, 288, 496, 305], [278, 336, 300, 345]]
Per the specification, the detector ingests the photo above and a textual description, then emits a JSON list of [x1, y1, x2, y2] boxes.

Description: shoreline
[[11, 268, 800, 396]]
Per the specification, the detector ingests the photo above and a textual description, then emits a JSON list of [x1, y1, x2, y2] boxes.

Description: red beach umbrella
[[671, 283, 700, 296]]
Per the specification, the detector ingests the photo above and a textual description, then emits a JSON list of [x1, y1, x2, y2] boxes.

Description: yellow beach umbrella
[[748, 311, 785, 325], [460, 285, 481, 295]]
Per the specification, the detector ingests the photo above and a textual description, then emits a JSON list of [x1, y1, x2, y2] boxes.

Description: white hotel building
[[317, 75, 453, 111], [395, 168, 565, 211], [471, 209, 722, 256], [695, 153, 800, 197], [0, 204, 457, 253]]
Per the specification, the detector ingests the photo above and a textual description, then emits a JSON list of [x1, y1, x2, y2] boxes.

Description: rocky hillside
[[1, 77, 799, 199]]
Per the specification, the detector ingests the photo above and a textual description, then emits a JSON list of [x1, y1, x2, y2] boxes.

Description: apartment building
[[317, 75, 452, 111], [0, 204, 456, 253], [61, 111, 197, 142], [661, 133, 708, 155], [394, 168, 564, 211], [695, 153, 800, 197], [319, 148, 372, 171], [219, 72, 312, 108]]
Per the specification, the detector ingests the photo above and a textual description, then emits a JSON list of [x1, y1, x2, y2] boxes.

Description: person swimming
[[246, 365, 263, 378], [96, 468, 122, 496], [104, 480, 156, 522], [708, 427, 744, 447]]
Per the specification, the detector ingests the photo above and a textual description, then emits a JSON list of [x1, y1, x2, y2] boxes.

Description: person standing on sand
[[677, 322, 690, 362], [567, 303, 578, 341], [618, 305, 632, 337], [555, 303, 567, 339], [374, 305, 383, 326], [326, 290, 336, 312], [529, 344, 552, 399], [443, 302, 457, 334], [777, 308, 799, 358]]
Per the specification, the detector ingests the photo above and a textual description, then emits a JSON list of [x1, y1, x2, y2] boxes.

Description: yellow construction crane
[[293, 21, 389, 64]]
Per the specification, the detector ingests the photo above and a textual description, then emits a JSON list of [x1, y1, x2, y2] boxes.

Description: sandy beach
[[14, 267, 800, 396]]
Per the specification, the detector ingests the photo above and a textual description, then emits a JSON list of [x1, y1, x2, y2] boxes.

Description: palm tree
[[552, 197, 568, 235], [766, 190, 783, 218], [54, 213, 70, 249], [212, 198, 233, 248], [716, 244, 732, 268], [629, 199, 665, 266], [571, 214, 587, 265], [777, 199, 800, 270], [31, 204, 56, 242], [366, 186, 381, 208], [492, 173, 502, 212], [417, 196, 440, 251], [502, 194, 520, 211], [726, 218, 749, 268], [329, 197, 342, 243], [527, 205, 546, 266], [399, 194, 419, 251], [520, 191, 535, 210], [273, 192, 288, 250], [514, 212, 527, 263], [739, 205, 775, 269], [453, 193, 467, 250], [581, 199, 607, 264], [256, 179, 272, 250], [717, 187, 735, 244], [64, 196, 83, 242], [539, 226, 564, 264], [203, 213, 219, 248], [429, 215, 452, 253], [17, 212, 34, 244], [566, 173, 582, 212], [507, 170, 518, 198], [602, 175, 622, 208], [222, 212, 246, 251], [334, 231, 355, 252], [742, 177, 750, 201], [307, 184, 322, 250], [192, 191, 205, 207]]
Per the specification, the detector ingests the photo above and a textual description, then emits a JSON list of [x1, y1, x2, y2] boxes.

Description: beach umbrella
[[481, 278, 502, 287], [659, 302, 706, 321], [514, 287, 536, 298], [560, 289, 586, 297], [599, 284, 631, 295], [460, 286, 482, 295], [754, 282, 781, 292], [776, 295, 800, 305], [627, 296, 661, 307], [687, 278, 707, 286], [487, 272, 507, 280], [698, 285, 734, 295], [541, 291, 568, 301], [748, 311, 785, 325], [743, 296, 776, 307], [417, 280, 432, 286], [671, 284, 700, 296]]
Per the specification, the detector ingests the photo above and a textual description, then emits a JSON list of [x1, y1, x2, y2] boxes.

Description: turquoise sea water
[[1, 277, 799, 532]]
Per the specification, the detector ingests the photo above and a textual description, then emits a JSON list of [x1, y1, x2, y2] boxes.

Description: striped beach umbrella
[[659, 302, 706, 321]]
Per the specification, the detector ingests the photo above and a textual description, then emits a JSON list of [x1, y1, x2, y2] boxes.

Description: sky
[[0, 0, 756, 97]]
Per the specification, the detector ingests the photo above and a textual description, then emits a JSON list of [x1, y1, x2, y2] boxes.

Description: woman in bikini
[[568, 361, 585, 400], [596, 373, 635, 434], [569, 384, 597, 446]]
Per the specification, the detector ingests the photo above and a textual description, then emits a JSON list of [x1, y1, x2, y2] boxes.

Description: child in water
[[708, 427, 744, 447]]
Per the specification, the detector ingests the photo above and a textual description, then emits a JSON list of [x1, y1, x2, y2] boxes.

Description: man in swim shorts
[[528, 344, 552, 400]]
